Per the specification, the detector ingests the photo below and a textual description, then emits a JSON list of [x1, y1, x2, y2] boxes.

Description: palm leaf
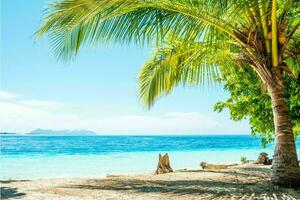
[[36, 0, 255, 61], [138, 39, 239, 108]]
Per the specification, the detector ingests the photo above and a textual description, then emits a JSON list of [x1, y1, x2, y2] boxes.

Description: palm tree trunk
[[269, 76, 300, 187]]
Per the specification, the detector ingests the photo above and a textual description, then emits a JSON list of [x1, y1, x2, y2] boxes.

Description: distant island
[[29, 129, 98, 136], [0, 132, 17, 135]]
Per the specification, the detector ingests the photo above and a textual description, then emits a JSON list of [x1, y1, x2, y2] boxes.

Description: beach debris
[[255, 152, 272, 165], [106, 175, 125, 179], [155, 153, 173, 174], [200, 162, 238, 170]]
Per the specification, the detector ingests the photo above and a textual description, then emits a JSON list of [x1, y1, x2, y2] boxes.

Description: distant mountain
[[29, 129, 98, 136]]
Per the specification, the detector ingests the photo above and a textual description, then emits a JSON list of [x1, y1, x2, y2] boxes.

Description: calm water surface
[[1, 135, 299, 180]]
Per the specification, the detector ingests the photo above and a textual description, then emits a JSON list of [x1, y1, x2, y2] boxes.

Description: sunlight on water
[[1, 136, 299, 180]]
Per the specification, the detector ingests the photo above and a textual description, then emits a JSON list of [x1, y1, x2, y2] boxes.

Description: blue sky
[[0, 0, 250, 134]]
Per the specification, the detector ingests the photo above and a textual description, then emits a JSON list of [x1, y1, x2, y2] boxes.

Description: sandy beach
[[1, 164, 300, 200]]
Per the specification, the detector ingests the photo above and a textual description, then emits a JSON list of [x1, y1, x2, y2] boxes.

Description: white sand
[[1, 164, 300, 200]]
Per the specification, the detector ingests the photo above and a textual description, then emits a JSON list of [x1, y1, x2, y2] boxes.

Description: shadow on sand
[[65, 168, 300, 199], [0, 186, 26, 199]]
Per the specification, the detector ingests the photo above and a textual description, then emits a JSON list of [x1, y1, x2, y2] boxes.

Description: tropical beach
[[1, 135, 290, 180], [1, 135, 300, 199], [2, 164, 300, 200], [1, 0, 300, 199]]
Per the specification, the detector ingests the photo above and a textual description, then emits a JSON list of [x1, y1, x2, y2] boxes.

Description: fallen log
[[200, 162, 238, 170], [155, 153, 173, 174]]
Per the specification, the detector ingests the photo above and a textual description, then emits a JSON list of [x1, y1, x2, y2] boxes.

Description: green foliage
[[214, 66, 300, 147], [36, 0, 252, 61], [37, 0, 300, 143], [37, 0, 300, 107], [138, 39, 231, 108], [240, 156, 247, 163]]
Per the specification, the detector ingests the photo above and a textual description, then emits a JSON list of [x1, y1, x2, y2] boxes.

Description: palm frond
[[138, 39, 239, 108], [36, 0, 255, 61]]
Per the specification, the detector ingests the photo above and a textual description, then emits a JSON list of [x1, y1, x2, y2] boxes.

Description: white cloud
[[0, 91, 17, 100], [0, 91, 250, 134]]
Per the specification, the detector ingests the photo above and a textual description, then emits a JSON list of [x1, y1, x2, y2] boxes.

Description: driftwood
[[255, 152, 272, 165], [155, 153, 173, 174], [200, 162, 238, 170]]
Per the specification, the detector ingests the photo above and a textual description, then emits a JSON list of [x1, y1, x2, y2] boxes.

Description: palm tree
[[37, 0, 300, 186]]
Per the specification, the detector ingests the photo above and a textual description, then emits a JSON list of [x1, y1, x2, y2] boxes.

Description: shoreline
[[0, 150, 276, 180], [1, 164, 300, 200], [2, 149, 300, 180]]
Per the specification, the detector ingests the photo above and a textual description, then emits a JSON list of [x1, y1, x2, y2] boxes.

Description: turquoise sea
[[1, 135, 299, 180]]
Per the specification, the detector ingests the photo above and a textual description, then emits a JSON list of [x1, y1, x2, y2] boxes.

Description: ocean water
[[1, 135, 299, 180]]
